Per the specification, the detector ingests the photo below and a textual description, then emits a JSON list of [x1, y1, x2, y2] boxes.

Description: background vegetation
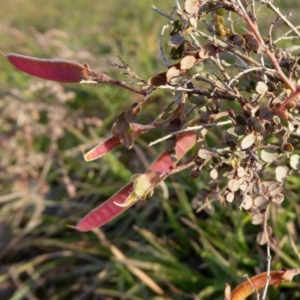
[[0, 1, 300, 299]]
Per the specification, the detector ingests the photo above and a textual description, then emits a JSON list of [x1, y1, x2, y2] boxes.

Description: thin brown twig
[[261, 0, 300, 39]]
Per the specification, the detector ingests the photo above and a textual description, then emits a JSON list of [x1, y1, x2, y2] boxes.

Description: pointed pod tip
[[75, 222, 91, 232], [84, 153, 94, 161], [66, 224, 77, 230]]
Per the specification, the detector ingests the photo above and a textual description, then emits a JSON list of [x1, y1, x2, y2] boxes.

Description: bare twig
[[149, 120, 232, 146], [160, 25, 170, 66], [261, 204, 272, 300], [261, 0, 300, 39], [151, 5, 175, 21]]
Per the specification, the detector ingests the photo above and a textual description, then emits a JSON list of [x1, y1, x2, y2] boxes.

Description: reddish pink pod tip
[[6, 53, 89, 83], [84, 136, 121, 161], [76, 183, 134, 231], [77, 131, 198, 231]]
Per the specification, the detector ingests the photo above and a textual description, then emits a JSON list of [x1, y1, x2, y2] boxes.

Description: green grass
[[1, 1, 300, 299]]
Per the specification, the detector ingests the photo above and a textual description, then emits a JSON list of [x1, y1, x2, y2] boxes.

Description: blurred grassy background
[[0, 1, 300, 299]]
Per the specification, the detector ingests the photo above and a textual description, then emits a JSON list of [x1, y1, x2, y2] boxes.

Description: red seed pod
[[7, 53, 90, 82]]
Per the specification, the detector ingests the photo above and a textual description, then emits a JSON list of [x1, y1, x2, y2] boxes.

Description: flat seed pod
[[228, 178, 240, 192], [166, 65, 183, 85], [197, 43, 216, 59], [267, 182, 282, 197], [227, 170, 236, 180], [168, 32, 185, 48], [240, 133, 255, 150], [169, 20, 182, 36], [226, 191, 234, 203], [7, 53, 89, 82], [191, 167, 201, 178], [253, 181, 266, 195], [290, 154, 300, 170], [184, 0, 199, 14], [260, 148, 278, 163], [210, 168, 218, 180], [236, 166, 246, 178], [228, 33, 245, 47], [256, 231, 267, 245], [239, 181, 248, 192], [259, 106, 273, 120], [255, 81, 268, 95], [198, 147, 214, 159], [189, 17, 198, 29], [271, 194, 284, 204], [251, 213, 264, 225], [242, 194, 253, 210], [275, 166, 288, 183], [253, 195, 269, 208], [251, 118, 265, 134], [216, 142, 231, 155], [180, 55, 196, 70], [246, 37, 260, 52], [170, 44, 185, 60]]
